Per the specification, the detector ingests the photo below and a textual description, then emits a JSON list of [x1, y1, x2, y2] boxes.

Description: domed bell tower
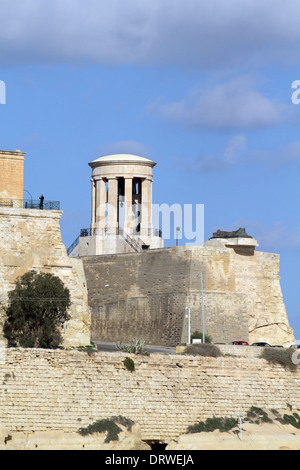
[[76, 154, 163, 256]]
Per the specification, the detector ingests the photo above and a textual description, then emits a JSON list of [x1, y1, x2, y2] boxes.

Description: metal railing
[[0, 198, 60, 211], [67, 235, 80, 256], [79, 227, 162, 238]]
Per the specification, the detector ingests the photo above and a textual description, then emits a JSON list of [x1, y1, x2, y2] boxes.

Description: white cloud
[[182, 136, 300, 173], [1, 1, 300, 69], [250, 140, 300, 168], [230, 220, 300, 253], [183, 134, 246, 172], [150, 77, 282, 131], [222, 135, 246, 165], [95, 139, 151, 158]]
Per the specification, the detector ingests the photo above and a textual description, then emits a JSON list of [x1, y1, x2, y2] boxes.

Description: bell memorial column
[[95, 177, 106, 235], [90, 178, 96, 231], [140, 178, 153, 237], [107, 177, 118, 234]]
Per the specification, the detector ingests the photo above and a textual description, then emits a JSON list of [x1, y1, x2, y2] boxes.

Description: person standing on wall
[[39, 194, 44, 209]]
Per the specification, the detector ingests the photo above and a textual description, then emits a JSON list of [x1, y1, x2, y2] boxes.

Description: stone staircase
[[122, 231, 149, 252]]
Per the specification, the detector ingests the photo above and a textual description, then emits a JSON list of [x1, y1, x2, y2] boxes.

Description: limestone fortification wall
[[83, 244, 294, 347], [0, 205, 294, 349], [0, 348, 299, 441], [0, 207, 91, 347]]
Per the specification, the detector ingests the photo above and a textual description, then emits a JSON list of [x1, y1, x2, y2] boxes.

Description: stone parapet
[[177, 344, 289, 358], [0, 348, 299, 442]]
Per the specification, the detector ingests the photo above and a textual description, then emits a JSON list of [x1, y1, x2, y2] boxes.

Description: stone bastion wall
[[82, 244, 294, 347], [0, 348, 299, 442], [0, 206, 295, 349], [0, 207, 91, 347]]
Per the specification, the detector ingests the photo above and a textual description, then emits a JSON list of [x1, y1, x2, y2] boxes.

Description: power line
[[8, 298, 70, 302]]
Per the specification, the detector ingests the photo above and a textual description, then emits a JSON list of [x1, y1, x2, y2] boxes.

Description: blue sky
[[1, 0, 300, 339]]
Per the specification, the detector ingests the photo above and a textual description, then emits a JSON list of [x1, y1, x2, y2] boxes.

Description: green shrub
[[76, 342, 97, 354], [111, 415, 134, 432], [187, 416, 237, 434], [123, 356, 135, 372], [283, 413, 300, 429], [187, 409, 300, 435], [78, 416, 134, 442], [260, 347, 297, 371], [78, 419, 121, 442], [191, 330, 212, 343], [77, 341, 96, 350], [4, 270, 71, 349], [116, 338, 149, 355], [184, 343, 223, 357], [246, 406, 272, 423]]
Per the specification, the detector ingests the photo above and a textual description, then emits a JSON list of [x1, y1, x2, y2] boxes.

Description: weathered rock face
[[0, 425, 150, 450], [225, 246, 294, 346], [191, 241, 295, 346], [166, 422, 300, 451], [0, 207, 90, 347], [83, 241, 295, 347]]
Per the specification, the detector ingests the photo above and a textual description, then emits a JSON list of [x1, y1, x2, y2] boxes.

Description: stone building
[[0, 150, 26, 200]]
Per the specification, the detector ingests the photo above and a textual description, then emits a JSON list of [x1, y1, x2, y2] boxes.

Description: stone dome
[[89, 154, 156, 167]]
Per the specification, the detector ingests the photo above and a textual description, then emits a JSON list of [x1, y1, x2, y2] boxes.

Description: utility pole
[[185, 306, 191, 344]]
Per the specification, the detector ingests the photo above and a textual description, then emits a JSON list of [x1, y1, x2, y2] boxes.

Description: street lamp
[[24, 189, 33, 200], [185, 306, 191, 344], [237, 413, 243, 440], [176, 227, 180, 246], [201, 272, 205, 344]]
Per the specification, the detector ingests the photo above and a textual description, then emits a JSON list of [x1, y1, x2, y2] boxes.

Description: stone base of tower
[[71, 233, 164, 256]]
